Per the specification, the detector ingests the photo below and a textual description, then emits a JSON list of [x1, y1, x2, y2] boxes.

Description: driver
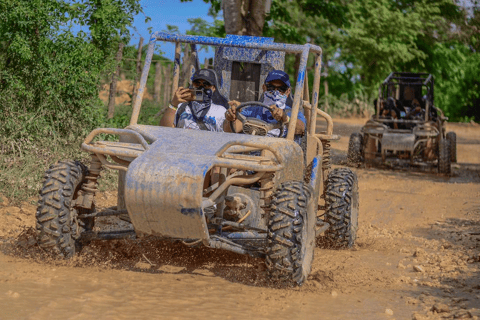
[[159, 69, 227, 131], [223, 70, 306, 138], [405, 98, 423, 119]]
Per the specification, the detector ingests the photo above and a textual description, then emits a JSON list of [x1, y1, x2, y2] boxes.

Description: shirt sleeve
[[285, 107, 307, 126], [217, 113, 225, 132], [215, 105, 226, 132]]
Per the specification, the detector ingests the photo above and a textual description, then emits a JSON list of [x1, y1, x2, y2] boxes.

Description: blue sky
[[131, 0, 216, 60]]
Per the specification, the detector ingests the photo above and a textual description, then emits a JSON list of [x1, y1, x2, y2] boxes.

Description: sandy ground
[[1, 118, 479, 319]]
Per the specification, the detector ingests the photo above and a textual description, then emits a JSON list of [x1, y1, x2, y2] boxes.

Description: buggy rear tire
[[266, 181, 314, 286], [36, 160, 93, 258], [322, 168, 359, 249], [347, 133, 363, 166], [446, 132, 457, 163], [364, 134, 377, 161], [438, 139, 451, 175]]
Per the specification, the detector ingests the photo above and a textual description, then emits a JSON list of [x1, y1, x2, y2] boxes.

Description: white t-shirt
[[173, 102, 226, 132]]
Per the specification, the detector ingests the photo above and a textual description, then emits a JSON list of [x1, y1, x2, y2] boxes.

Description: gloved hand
[[270, 105, 289, 123], [225, 100, 241, 122]]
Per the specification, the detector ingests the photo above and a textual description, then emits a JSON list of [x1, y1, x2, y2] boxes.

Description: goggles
[[266, 83, 289, 93], [193, 80, 213, 88]]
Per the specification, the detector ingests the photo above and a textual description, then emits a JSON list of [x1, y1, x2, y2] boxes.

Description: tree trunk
[[153, 62, 163, 103], [107, 42, 124, 119], [324, 79, 329, 112], [222, 0, 267, 36], [322, 54, 330, 112], [163, 64, 172, 107], [294, 53, 301, 84], [131, 37, 144, 104], [179, 44, 190, 87]]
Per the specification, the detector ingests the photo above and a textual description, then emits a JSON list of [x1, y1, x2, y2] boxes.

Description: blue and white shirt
[[173, 102, 226, 132]]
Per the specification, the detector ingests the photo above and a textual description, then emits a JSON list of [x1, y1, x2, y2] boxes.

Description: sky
[[131, 0, 216, 61]]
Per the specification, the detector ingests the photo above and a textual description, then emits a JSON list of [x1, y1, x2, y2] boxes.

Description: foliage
[[104, 100, 164, 128], [0, 0, 144, 202], [186, 18, 226, 39], [431, 42, 480, 120], [221, 0, 479, 121], [0, 0, 144, 142], [69, 0, 145, 55]]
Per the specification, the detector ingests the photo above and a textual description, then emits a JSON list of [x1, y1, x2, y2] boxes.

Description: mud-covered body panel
[[124, 125, 303, 239]]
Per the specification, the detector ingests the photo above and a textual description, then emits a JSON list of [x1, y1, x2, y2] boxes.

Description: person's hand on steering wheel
[[225, 100, 240, 122], [225, 101, 286, 137], [269, 104, 289, 123]]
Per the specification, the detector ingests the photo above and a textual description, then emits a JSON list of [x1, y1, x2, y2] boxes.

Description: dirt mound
[[99, 80, 154, 105]]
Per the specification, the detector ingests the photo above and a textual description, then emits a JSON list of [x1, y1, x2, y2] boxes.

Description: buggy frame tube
[[130, 32, 323, 128], [287, 45, 310, 140], [308, 54, 322, 135]]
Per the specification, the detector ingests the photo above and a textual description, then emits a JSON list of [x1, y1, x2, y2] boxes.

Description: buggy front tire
[[438, 139, 451, 175], [36, 160, 92, 258], [322, 168, 359, 249], [446, 132, 457, 163], [266, 181, 314, 286], [347, 133, 363, 166]]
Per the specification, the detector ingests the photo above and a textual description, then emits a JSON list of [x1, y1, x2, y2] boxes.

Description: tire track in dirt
[[1, 118, 479, 319]]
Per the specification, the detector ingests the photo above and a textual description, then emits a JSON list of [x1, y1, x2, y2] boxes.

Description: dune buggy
[[348, 72, 456, 174], [35, 33, 359, 286]]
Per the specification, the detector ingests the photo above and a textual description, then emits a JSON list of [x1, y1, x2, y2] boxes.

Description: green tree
[[182, 0, 479, 120], [0, 0, 144, 143]]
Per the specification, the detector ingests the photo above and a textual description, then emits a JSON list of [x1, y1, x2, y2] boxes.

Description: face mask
[[263, 90, 287, 109]]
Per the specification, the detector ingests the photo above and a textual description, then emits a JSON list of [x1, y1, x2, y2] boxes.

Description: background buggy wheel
[[36, 160, 93, 258], [438, 139, 451, 175], [322, 168, 359, 249], [347, 133, 363, 166], [266, 181, 314, 286], [364, 135, 376, 161], [446, 132, 457, 163]]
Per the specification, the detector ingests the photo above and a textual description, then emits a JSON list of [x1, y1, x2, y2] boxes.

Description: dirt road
[[1, 118, 479, 320]]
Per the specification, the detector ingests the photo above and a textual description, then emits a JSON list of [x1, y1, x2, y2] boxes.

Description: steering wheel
[[232, 101, 285, 137]]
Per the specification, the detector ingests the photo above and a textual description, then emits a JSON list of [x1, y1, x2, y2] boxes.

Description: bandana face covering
[[190, 88, 213, 119], [263, 90, 288, 110]]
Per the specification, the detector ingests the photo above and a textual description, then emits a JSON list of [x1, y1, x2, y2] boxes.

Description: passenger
[[223, 70, 306, 139], [379, 97, 399, 129], [159, 69, 227, 131], [404, 98, 423, 120]]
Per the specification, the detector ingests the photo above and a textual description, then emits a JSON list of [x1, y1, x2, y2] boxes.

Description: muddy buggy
[[348, 72, 456, 174], [35, 33, 359, 286]]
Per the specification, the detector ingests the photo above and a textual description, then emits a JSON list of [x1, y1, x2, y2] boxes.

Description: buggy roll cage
[[376, 72, 435, 122], [129, 31, 333, 141]]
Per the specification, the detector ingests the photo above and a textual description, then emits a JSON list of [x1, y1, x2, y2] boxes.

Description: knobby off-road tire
[[266, 181, 314, 286], [36, 160, 93, 258], [347, 133, 363, 166], [438, 139, 451, 175], [323, 168, 359, 249], [446, 132, 457, 163]]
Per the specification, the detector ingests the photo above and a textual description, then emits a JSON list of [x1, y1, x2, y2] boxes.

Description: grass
[[0, 137, 119, 205], [0, 99, 166, 204]]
